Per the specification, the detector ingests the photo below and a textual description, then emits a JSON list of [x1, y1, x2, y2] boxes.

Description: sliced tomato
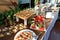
[[39, 27, 44, 31]]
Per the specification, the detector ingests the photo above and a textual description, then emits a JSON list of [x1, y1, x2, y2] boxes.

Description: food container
[[30, 15, 46, 31], [14, 29, 37, 40]]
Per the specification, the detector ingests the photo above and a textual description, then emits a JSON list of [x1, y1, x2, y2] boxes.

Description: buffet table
[[42, 9, 59, 40], [13, 8, 59, 40]]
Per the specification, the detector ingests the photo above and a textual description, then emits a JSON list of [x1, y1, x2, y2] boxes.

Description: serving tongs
[[33, 32, 42, 40]]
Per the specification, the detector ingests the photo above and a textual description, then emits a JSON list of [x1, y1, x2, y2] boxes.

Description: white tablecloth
[[42, 9, 59, 40]]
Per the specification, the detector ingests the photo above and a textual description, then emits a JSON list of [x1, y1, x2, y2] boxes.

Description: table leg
[[16, 17, 19, 22], [24, 19, 27, 26]]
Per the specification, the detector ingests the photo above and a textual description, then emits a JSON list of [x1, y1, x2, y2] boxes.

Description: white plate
[[14, 29, 37, 40]]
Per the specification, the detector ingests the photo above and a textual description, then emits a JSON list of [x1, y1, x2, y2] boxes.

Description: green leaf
[[38, 22, 43, 28], [0, 21, 3, 26]]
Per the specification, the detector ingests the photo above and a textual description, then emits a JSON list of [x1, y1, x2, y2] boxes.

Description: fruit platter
[[30, 15, 45, 31]]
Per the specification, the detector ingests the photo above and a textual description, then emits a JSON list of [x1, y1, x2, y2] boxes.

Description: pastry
[[15, 31, 33, 40]]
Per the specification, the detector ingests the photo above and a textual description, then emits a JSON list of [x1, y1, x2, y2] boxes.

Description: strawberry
[[37, 15, 43, 21], [34, 16, 38, 23]]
